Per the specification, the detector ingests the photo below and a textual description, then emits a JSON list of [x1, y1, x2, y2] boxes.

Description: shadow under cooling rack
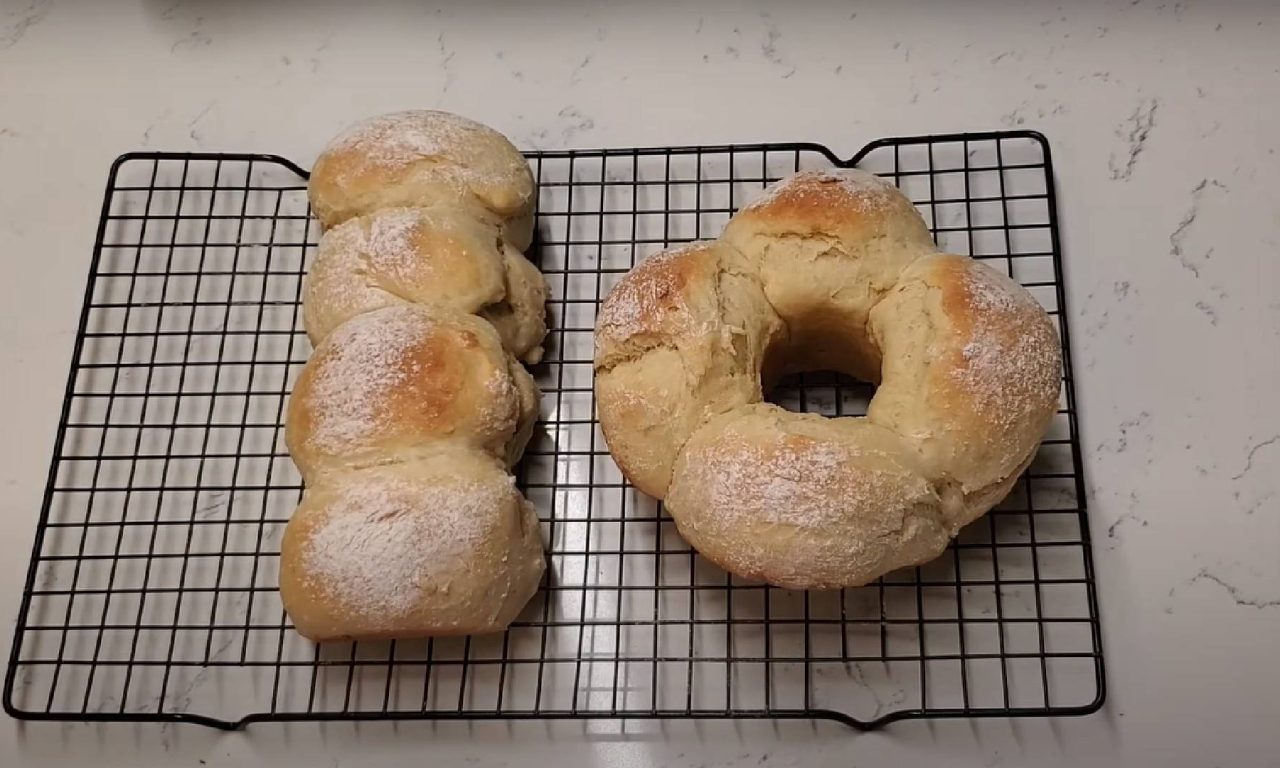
[[4, 131, 1104, 730]]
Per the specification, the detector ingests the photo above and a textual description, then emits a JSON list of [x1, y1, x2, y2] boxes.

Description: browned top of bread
[[869, 253, 1062, 523], [303, 206, 508, 343], [286, 304, 524, 479], [283, 111, 548, 643], [596, 241, 748, 365], [308, 111, 535, 244], [722, 168, 936, 254], [594, 241, 783, 497], [718, 169, 939, 382], [591, 169, 1062, 589]]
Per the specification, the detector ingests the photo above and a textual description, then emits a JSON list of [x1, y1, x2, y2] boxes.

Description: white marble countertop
[[2, 1, 1278, 766]]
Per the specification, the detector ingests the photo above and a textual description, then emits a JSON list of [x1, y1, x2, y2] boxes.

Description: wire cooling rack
[[3, 132, 1104, 730]]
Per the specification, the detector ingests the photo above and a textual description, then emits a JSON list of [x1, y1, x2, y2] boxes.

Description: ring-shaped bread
[[594, 169, 1062, 589]]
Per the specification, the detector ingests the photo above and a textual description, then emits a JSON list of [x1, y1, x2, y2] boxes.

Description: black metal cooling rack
[[3, 131, 1104, 730]]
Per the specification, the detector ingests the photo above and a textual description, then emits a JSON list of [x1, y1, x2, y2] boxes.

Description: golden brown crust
[[302, 206, 547, 361], [302, 206, 507, 344], [593, 242, 784, 497], [286, 305, 524, 480], [285, 111, 547, 643], [309, 110, 536, 249], [594, 242, 723, 361], [722, 168, 935, 248], [721, 169, 938, 382], [868, 254, 1062, 529]]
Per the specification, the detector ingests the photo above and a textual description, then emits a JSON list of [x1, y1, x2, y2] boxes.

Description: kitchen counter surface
[[1, 1, 1278, 766]]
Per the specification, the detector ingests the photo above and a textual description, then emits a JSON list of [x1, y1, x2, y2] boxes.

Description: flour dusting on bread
[[741, 168, 901, 214], [308, 307, 429, 453], [596, 244, 713, 343], [301, 474, 503, 620], [950, 259, 1061, 433], [331, 111, 490, 171]]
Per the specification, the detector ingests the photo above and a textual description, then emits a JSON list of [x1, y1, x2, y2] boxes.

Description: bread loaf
[[281, 111, 548, 641], [596, 168, 1062, 589]]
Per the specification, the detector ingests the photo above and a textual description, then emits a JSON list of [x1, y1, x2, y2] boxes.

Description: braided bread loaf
[[280, 111, 548, 641]]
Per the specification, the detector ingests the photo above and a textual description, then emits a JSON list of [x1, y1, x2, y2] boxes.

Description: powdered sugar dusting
[[308, 307, 432, 453], [307, 207, 515, 347], [705, 437, 856, 528], [302, 473, 509, 620], [961, 259, 1040, 316], [741, 168, 900, 213], [289, 112, 546, 633], [337, 207, 461, 286]]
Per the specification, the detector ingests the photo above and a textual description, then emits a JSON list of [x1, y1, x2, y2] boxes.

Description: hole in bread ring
[[594, 169, 1062, 589]]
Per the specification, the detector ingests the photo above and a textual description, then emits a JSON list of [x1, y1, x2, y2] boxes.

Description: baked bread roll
[[594, 241, 783, 498], [595, 168, 1062, 589], [666, 404, 950, 590], [280, 451, 544, 640], [309, 110, 536, 250], [868, 253, 1061, 527], [282, 111, 547, 641], [302, 206, 547, 362], [287, 304, 538, 478]]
